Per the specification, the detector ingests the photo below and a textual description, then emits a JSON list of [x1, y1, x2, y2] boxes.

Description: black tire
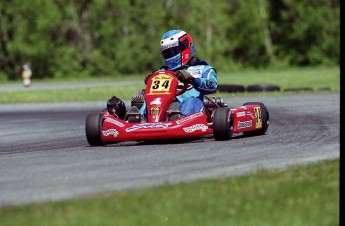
[[242, 102, 269, 137], [247, 84, 280, 92], [217, 84, 245, 93], [213, 107, 233, 140], [318, 87, 331, 91], [283, 87, 314, 92], [85, 113, 104, 146]]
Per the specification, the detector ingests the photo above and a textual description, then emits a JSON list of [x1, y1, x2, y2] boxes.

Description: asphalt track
[[0, 94, 340, 207]]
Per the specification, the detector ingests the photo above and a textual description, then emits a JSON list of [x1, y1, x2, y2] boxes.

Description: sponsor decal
[[105, 118, 125, 127], [190, 70, 202, 77], [176, 112, 203, 124], [102, 129, 119, 137], [188, 66, 203, 77], [246, 111, 255, 119], [150, 97, 162, 105], [147, 91, 170, 95], [153, 74, 172, 80], [183, 124, 208, 133], [161, 43, 178, 51], [238, 120, 252, 129], [236, 111, 245, 117], [254, 107, 262, 128], [126, 123, 171, 132], [150, 107, 160, 115]]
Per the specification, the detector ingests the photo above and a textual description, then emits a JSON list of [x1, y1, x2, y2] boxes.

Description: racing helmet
[[160, 30, 195, 70]]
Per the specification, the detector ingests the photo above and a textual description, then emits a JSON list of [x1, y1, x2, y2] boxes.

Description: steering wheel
[[176, 80, 190, 96]]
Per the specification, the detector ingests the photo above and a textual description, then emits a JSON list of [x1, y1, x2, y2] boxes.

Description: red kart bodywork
[[101, 70, 213, 142], [101, 111, 212, 142], [231, 106, 264, 133], [86, 70, 269, 145]]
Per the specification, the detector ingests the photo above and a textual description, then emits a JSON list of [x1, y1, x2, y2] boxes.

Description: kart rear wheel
[[242, 102, 269, 137], [85, 113, 104, 146], [213, 107, 233, 140]]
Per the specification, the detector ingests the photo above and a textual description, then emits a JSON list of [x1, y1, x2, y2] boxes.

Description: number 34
[[152, 80, 170, 90]]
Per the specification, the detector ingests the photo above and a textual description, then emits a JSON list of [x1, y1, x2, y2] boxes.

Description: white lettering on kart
[[126, 123, 171, 132], [105, 118, 125, 127], [236, 111, 245, 117], [246, 111, 255, 119], [238, 120, 252, 129], [176, 112, 203, 124], [183, 124, 208, 133], [102, 129, 119, 137]]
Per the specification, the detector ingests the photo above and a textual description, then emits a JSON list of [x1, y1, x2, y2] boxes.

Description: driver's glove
[[175, 70, 195, 84]]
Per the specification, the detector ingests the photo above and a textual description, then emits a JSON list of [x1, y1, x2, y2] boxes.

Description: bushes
[[0, 0, 340, 80]]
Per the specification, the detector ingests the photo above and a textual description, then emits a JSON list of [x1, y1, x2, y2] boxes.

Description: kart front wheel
[[85, 113, 104, 146], [213, 107, 233, 140]]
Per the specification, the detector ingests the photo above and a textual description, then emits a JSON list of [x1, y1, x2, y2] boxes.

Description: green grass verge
[[0, 86, 144, 103], [0, 159, 339, 226], [218, 66, 339, 88], [0, 66, 339, 103]]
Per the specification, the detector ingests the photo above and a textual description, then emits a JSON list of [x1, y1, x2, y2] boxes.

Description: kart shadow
[[231, 133, 268, 139], [102, 135, 215, 147], [137, 136, 214, 146], [99, 133, 264, 148]]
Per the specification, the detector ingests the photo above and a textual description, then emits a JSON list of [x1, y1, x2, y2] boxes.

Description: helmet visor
[[161, 46, 181, 59]]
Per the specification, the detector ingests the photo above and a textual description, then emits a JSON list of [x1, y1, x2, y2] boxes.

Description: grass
[[0, 66, 339, 103], [218, 66, 339, 89], [0, 86, 144, 103], [0, 159, 339, 226]]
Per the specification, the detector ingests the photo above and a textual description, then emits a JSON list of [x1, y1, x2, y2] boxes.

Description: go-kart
[[85, 70, 269, 146]]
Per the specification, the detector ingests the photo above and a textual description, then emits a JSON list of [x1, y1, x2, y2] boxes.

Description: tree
[[0, 0, 340, 80]]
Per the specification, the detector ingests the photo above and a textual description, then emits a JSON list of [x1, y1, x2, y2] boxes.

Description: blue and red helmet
[[160, 30, 195, 70]]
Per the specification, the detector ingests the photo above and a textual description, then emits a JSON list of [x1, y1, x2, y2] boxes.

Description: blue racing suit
[[140, 58, 217, 117]]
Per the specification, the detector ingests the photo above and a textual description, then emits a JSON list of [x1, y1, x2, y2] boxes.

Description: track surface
[[0, 94, 339, 206]]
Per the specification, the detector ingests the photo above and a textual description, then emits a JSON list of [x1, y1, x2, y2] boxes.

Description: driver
[[107, 30, 218, 121], [142, 30, 217, 118]]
